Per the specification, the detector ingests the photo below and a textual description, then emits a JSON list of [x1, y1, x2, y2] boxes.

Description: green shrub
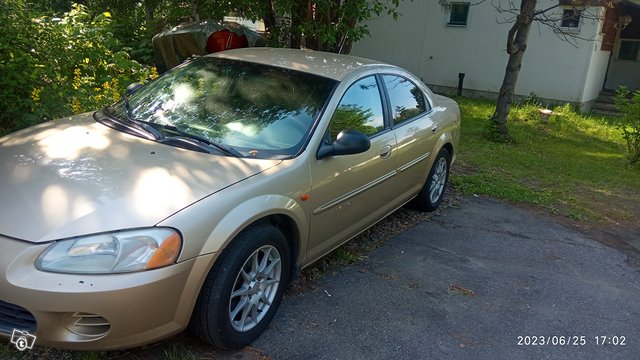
[[0, 2, 157, 136], [521, 92, 543, 107], [508, 104, 542, 123], [615, 87, 640, 164]]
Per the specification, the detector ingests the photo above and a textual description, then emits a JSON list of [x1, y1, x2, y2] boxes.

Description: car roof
[[209, 47, 392, 81]]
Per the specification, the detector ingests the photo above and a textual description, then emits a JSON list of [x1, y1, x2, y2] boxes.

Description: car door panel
[[306, 75, 401, 263], [382, 74, 440, 201], [307, 131, 398, 262], [393, 113, 439, 201]]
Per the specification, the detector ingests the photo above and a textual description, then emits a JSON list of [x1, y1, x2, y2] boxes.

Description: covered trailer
[[152, 21, 266, 72]]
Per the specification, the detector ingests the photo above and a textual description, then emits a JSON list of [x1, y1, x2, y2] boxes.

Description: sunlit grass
[[452, 98, 640, 224], [0, 341, 107, 360]]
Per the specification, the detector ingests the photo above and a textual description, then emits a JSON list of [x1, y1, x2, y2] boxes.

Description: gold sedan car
[[0, 48, 459, 350]]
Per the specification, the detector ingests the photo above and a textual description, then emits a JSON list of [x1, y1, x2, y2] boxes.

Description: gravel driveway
[[252, 196, 640, 359]]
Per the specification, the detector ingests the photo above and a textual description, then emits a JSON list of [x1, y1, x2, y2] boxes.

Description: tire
[[411, 148, 451, 212], [189, 224, 290, 349]]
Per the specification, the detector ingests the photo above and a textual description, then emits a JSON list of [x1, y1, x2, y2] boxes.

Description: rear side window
[[382, 75, 430, 125]]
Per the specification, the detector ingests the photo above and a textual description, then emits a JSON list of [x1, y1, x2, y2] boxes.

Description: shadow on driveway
[[253, 196, 640, 359]]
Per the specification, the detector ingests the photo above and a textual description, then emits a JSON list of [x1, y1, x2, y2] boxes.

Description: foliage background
[[615, 87, 640, 164], [0, 0, 404, 137], [0, 1, 159, 136]]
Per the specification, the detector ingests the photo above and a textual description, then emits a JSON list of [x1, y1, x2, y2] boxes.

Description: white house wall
[[349, 1, 429, 75], [582, 41, 611, 104], [352, 1, 606, 105], [419, 1, 506, 95]]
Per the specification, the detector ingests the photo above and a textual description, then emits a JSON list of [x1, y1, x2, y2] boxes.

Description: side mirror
[[126, 83, 143, 95], [317, 130, 371, 159]]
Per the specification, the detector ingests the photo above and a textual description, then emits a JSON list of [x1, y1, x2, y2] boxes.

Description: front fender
[[158, 157, 311, 263], [200, 194, 307, 258], [162, 188, 309, 264]]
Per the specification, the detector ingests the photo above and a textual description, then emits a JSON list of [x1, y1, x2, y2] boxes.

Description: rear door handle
[[431, 124, 439, 133], [379, 145, 392, 159]]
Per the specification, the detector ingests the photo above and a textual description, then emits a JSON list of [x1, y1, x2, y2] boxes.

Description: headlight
[[36, 228, 182, 274]]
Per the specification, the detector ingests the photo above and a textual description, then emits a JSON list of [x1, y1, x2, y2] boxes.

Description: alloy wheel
[[429, 157, 448, 204], [228, 245, 282, 332]]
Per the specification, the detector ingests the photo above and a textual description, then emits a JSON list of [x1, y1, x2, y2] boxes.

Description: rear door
[[381, 74, 439, 201]]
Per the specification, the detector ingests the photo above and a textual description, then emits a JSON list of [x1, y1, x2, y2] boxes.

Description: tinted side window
[[383, 75, 430, 125], [329, 76, 384, 140]]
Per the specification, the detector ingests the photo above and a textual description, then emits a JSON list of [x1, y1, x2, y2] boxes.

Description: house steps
[[591, 89, 624, 117]]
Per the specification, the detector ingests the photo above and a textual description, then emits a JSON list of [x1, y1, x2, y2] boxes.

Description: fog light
[[64, 312, 110, 338]]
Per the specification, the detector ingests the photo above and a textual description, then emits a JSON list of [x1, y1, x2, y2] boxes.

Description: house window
[[560, 9, 582, 28], [619, 40, 640, 61], [448, 3, 470, 26]]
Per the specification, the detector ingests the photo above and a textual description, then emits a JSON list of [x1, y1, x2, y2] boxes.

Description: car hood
[[0, 113, 281, 242]]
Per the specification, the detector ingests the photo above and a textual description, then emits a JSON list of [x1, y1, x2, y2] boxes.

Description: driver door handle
[[379, 145, 392, 159]]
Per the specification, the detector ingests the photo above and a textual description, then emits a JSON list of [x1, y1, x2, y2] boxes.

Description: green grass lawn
[[451, 98, 640, 226]]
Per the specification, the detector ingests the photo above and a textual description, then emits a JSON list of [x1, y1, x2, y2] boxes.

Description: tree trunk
[[144, 0, 155, 24], [334, 0, 359, 54], [190, 0, 199, 22], [493, 50, 526, 138], [289, 0, 309, 49], [263, 0, 276, 33], [490, 0, 537, 141], [144, 0, 163, 33]]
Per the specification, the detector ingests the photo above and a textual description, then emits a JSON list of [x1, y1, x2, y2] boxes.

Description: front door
[[306, 75, 399, 262]]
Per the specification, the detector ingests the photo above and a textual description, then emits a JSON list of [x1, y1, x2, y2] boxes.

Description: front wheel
[[411, 148, 451, 212], [190, 224, 290, 349]]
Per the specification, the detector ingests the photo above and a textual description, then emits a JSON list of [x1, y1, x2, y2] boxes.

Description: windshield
[[107, 57, 337, 159]]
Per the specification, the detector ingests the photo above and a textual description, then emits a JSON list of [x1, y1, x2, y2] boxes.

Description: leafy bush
[[615, 87, 640, 164], [508, 104, 541, 123], [521, 92, 543, 107], [0, 0, 38, 135], [0, 2, 156, 136]]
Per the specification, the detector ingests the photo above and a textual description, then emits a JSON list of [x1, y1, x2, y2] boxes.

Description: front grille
[[0, 300, 37, 335]]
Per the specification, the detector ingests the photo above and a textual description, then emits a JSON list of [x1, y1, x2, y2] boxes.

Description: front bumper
[[0, 236, 217, 350]]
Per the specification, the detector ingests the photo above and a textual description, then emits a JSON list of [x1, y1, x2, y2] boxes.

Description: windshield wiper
[[104, 99, 162, 141], [122, 97, 163, 140], [160, 125, 244, 158], [105, 102, 243, 158]]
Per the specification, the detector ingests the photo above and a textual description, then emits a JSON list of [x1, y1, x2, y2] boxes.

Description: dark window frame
[[560, 8, 582, 29], [618, 39, 640, 61], [448, 3, 470, 26]]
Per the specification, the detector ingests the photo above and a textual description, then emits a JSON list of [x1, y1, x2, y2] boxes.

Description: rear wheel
[[190, 224, 290, 349], [412, 148, 451, 212]]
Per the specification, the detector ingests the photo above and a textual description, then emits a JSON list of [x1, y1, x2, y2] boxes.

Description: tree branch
[[534, 3, 561, 16], [506, 19, 521, 54]]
